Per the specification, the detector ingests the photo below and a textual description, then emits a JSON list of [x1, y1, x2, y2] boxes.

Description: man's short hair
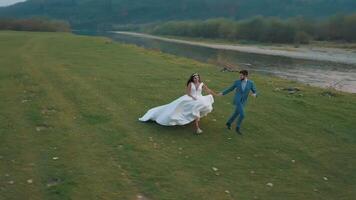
[[239, 70, 248, 76]]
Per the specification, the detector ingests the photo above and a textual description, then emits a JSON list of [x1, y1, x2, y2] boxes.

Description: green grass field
[[0, 31, 355, 200]]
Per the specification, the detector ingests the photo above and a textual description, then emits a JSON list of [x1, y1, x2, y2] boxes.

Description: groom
[[219, 70, 257, 134]]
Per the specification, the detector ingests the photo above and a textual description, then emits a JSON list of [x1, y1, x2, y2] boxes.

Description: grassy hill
[[0, 31, 355, 199], [1, 0, 356, 29]]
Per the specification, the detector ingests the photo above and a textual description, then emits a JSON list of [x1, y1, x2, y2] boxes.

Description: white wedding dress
[[139, 82, 214, 126]]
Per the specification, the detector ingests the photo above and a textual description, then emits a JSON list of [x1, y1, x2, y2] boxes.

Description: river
[[76, 31, 356, 93]]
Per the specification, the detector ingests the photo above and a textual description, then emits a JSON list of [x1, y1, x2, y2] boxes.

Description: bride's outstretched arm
[[186, 83, 197, 100], [203, 85, 218, 96]]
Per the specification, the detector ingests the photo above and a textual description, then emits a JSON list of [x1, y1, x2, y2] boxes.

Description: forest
[[0, 0, 355, 29], [147, 14, 356, 44]]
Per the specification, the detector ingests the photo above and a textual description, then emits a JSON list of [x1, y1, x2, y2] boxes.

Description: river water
[[77, 31, 356, 93]]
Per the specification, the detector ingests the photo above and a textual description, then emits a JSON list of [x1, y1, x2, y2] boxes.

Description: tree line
[[1, 0, 355, 29], [0, 18, 71, 32], [146, 14, 356, 44]]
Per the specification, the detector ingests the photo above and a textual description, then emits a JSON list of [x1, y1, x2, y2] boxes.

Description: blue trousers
[[227, 103, 245, 128]]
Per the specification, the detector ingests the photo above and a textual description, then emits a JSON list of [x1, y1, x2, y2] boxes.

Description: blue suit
[[222, 79, 257, 129]]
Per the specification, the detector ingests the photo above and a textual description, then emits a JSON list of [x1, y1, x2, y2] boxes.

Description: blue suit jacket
[[222, 79, 257, 105]]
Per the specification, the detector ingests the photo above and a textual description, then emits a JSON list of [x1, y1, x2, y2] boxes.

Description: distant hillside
[[1, 0, 356, 29]]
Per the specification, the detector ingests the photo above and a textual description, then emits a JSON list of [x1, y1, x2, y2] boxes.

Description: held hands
[[212, 92, 223, 97]]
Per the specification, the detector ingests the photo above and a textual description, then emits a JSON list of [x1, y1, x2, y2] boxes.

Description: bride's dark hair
[[186, 73, 201, 86]]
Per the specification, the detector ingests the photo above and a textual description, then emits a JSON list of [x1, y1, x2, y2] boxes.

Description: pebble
[[46, 178, 62, 187], [266, 182, 274, 187], [36, 126, 49, 132]]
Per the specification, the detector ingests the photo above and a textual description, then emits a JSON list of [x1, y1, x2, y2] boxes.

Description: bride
[[139, 73, 218, 134]]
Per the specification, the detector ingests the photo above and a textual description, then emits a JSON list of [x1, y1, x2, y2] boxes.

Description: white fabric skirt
[[139, 94, 214, 126]]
